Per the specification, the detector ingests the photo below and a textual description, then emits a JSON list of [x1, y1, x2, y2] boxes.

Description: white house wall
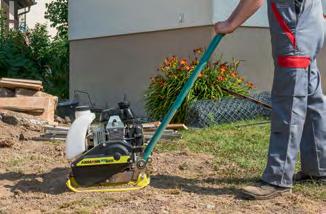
[[69, 0, 326, 41], [69, 0, 212, 40]]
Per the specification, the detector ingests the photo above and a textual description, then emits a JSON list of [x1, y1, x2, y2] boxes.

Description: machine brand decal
[[76, 156, 130, 166]]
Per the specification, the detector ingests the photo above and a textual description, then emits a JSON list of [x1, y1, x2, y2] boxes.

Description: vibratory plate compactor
[[65, 34, 224, 193]]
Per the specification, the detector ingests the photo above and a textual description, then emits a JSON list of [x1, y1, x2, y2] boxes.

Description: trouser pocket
[[272, 55, 310, 96], [270, 1, 297, 49]]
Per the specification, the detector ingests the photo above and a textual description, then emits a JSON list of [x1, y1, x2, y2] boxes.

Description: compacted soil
[[0, 137, 325, 214]]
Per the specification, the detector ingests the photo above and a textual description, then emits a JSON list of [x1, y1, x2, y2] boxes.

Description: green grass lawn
[[157, 119, 326, 200]]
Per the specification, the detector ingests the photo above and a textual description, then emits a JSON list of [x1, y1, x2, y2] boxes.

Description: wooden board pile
[[36, 122, 187, 142], [142, 121, 186, 140], [0, 78, 58, 124], [34, 125, 69, 141]]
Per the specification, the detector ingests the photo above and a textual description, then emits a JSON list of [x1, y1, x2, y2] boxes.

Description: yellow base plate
[[66, 173, 150, 193]]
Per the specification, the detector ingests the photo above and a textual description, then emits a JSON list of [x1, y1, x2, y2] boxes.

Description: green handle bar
[[143, 34, 225, 161]]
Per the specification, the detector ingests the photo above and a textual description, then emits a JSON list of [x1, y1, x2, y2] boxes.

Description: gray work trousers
[[262, 0, 326, 187]]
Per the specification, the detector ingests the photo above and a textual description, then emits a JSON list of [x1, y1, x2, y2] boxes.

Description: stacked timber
[[0, 78, 43, 91], [34, 125, 69, 141], [37, 122, 187, 142], [0, 78, 58, 124], [142, 121, 187, 140]]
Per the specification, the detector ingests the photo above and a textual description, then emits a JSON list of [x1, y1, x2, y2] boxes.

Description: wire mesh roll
[[185, 91, 272, 128]]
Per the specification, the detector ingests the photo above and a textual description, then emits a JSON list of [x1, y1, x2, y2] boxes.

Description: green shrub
[[0, 27, 40, 80], [45, 0, 68, 39], [145, 48, 254, 123], [0, 3, 69, 99], [0, 23, 69, 98], [44, 38, 69, 98]]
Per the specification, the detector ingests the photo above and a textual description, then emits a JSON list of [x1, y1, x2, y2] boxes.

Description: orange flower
[[198, 72, 203, 78], [180, 58, 188, 66], [193, 48, 204, 55], [220, 64, 228, 73], [164, 56, 178, 66], [185, 65, 191, 71], [230, 72, 237, 78], [164, 58, 170, 65], [217, 76, 225, 81], [246, 82, 255, 89]]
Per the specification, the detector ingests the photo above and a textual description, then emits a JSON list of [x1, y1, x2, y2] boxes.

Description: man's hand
[[214, 21, 235, 34], [214, 0, 264, 35]]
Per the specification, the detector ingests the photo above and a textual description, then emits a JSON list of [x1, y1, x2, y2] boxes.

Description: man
[[215, 0, 326, 199]]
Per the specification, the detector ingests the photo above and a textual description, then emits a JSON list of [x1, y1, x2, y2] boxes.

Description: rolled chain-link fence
[[185, 91, 272, 128]]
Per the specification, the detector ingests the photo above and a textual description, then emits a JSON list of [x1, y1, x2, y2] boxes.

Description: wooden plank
[[0, 106, 44, 114], [1, 78, 43, 86], [44, 125, 69, 130], [142, 121, 160, 128], [32, 136, 66, 142], [144, 133, 182, 140], [0, 80, 43, 91], [167, 124, 188, 130], [0, 97, 57, 123], [143, 130, 177, 135], [142, 122, 188, 130], [42, 133, 67, 138], [45, 130, 68, 135]]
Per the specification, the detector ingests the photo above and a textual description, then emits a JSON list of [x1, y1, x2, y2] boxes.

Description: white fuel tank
[[66, 106, 95, 160]]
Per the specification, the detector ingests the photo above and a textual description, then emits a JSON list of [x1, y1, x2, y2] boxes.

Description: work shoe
[[294, 171, 326, 183], [241, 181, 291, 200]]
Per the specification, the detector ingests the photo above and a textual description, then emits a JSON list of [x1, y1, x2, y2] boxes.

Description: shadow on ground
[[0, 167, 69, 195], [150, 174, 259, 198], [0, 168, 259, 198]]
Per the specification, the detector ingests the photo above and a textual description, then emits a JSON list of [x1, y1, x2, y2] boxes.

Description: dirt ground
[[0, 119, 325, 214]]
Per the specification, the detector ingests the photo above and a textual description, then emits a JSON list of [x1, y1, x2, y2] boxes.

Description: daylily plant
[[145, 48, 254, 123]]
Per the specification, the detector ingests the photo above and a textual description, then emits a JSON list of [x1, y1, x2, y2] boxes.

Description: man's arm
[[214, 0, 264, 34]]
